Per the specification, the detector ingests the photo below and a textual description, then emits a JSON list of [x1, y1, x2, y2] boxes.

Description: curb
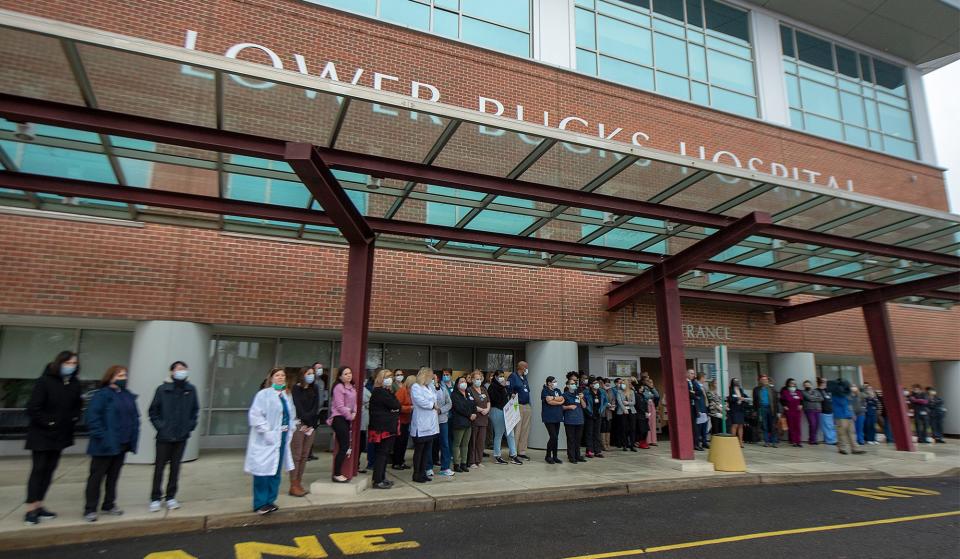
[[1, 468, 955, 551]]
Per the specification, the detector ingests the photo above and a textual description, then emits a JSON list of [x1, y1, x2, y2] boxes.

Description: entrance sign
[[504, 395, 520, 435]]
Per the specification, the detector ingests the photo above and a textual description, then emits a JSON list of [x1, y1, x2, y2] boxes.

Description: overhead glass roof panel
[[334, 100, 453, 162], [656, 173, 766, 212], [824, 208, 916, 238], [0, 27, 83, 106], [431, 122, 546, 178]]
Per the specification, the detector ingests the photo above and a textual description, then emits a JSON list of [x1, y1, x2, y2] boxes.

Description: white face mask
[[568, 384, 578, 392], [789, 386, 797, 392], [549, 382, 557, 389], [382, 377, 393, 388], [304, 374, 315, 384], [395, 376, 404, 384], [592, 383, 600, 390], [497, 377, 506, 385], [316, 368, 323, 377], [173, 370, 189, 381], [458, 382, 468, 391]]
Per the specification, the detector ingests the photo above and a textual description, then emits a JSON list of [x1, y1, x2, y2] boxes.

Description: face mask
[[173, 370, 188, 381], [568, 384, 578, 392], [497, 377, 506, 385], [789, 386, 796, 392], [115, 379, 127, 390], [383, 377, 393, 388], [316, 368, 323, 377], [273, 383, 285, 391], [442, 375, 451, 383], [549, 382, 557, 389], [60, 364, 76, 377], [618, 384, 625, 390], [458, 382, 468, 391], [395, 376, 404, 384], [304, 374, 315, 384], [592, 383, 600, 390], [473, 379, 482, 387], [929, 391, 937, 396]]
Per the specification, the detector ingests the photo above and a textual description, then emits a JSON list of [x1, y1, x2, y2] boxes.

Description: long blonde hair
[[416, 366, 435, 386], [373, 368, 392, 388]]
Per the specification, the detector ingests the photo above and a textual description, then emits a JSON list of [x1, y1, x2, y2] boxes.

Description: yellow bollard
[[707, 434, 746, 472]]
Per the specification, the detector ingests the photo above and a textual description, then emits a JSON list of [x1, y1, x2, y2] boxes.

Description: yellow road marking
[[565, 510, 960, 559]]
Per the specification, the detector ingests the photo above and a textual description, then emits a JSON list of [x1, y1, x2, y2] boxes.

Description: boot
[[289, 479, 308, 497], [601, 432, 609, 451]]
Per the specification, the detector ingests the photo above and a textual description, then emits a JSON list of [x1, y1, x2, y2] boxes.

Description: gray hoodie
[[435, 383, 453, 423], [801, 388, 823, 412]]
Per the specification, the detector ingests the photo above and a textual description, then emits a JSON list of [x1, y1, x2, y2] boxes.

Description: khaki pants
[[289, 428, 316, 483], [517, 404, 532, 454], [835, 418, 858, 453]]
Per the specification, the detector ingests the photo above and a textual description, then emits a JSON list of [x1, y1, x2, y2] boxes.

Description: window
[[476, 349, 514, 372], [431, 346, 473, 373], [384, 344, 430, 370], [575, 0, 757, 117], [307, 0, 533, 58], [816, 364, 861, 384], [780, 25, 917, 159]]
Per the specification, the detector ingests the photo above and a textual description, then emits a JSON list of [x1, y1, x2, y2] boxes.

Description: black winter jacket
[[450, 389, 476, 429], [488, 381, 509, 410], [25, 366, 83, 451], [148, 380, 199, 442], [292, 384, 320, 428], [368, 387, 401, 434]]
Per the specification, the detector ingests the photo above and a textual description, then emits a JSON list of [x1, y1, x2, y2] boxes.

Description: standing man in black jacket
[[24, 351, 83, 526], [148, 361, 199, 513]]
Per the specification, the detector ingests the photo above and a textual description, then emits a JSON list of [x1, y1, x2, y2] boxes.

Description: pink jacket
[[326, 383, 357, 425]]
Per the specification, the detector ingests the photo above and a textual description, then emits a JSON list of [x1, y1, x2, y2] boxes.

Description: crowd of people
[[21, 350, 949, 523]]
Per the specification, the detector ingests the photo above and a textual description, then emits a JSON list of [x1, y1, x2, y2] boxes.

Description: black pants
[[85, 446, 129, 514], [565, 424, 583, 461], [545, 422, 560, 460], [431, 431, 441, 465], [584, 416, 602, 454], [619, 413, 635, 448], [151, 440, 186, 501], [636, 411, 649, 441], [331, 416, 351, 476], [711, 416, 723, 438], [372, 436, 394, 484], [915, 414, 930, 442], [392, 423, 410, 467], [411, 435, 433, 482], [26, 449, 62, 503]]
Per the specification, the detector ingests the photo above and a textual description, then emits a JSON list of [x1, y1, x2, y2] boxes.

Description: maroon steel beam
[[862, 302, 914, 452], [653, 276, 694, 460], [0, 93, 287, 160], [676, 289, 790, 308], [339, 240, 376, 478], [285, 142, 374, 245], [774, 272, 960, 324], [3, 170, 957, 302], [607, 212, 771, 311]]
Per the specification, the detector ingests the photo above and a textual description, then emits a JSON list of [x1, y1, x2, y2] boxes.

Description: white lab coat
[[244, 388, 297, 477], [410, 383, 439, 437]]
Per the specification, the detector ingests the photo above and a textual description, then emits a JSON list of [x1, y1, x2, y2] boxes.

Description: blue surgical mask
[[473, 379, 482, 387], [304, 374, 315, 384], [568, 384, 578, 392], [173, 370, 188, 381], [442, 374, 451, 383], [60, 364, 76, 377], [458, 382, 468, 391]]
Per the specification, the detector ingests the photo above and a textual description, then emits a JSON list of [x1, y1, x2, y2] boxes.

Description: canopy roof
[[0, 11, 957, 312]]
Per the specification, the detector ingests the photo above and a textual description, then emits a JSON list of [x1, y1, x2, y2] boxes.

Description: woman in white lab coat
[[244, 367, 297, 515]]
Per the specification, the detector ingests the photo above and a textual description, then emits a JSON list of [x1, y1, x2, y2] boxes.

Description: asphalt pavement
[[6, 476, 958, 559]]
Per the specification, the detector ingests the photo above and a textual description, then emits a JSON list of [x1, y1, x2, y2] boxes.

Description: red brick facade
[[1, 0, 957, 388]]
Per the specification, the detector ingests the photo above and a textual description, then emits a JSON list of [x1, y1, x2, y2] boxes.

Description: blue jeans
[[883, 416, 893, 443], [759, 406, 778, 444], [855, 414, 865, 445], [253, 431, 286, 510], [864, 410, 877, 442], [490, 407, 517, 458], [819, 413, 836, 444], [438, 421, 452, 470]]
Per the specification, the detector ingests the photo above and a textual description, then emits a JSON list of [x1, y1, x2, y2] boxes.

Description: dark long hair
[[729, 378, 740, 397], [46, 350, 79, 377]]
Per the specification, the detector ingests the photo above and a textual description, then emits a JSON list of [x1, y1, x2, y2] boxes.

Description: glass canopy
[[0, 14, 957, 309]]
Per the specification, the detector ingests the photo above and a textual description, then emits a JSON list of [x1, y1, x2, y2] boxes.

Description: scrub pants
[[253, 430, 287, 511], [452, 427, 471, 466], [786, 409, 803, 445], [819, 413, 836, 444], [804, 410, 820, 444], [565, 423, 584, 462], [855, 414, 866, 445], [438, 421, 452, 470], [490, 407, 517, 458], [544, 422, 560, 461]]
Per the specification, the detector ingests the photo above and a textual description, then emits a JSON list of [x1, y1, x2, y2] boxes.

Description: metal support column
[[653, 274, 694, 460], [862, 302, 915, 452]]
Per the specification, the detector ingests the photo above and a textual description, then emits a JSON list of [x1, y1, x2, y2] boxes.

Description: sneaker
[[24, 510, 39, 526], [425, 469, 434, 477], [268, 504, 279, 513], [166, 499, 180, 510], [510, 456, 523, 465], [495, 456, 508, 465], [437, 469, 455, 477], [84, 512, 98, 522], [482, 452, 490, 458], [101, 507, 124, 516], [36, 508, 56, 521], [307, 454, 318, 461], [372, 481, 392, 489], [149, 500, 163, 513], [518, 454, 531, 461], [255, 504, 272, 515], [469, 464, 479, 470]]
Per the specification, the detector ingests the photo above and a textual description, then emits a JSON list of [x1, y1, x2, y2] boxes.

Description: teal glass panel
[[706, 49, 754, 94], [577, 48, 598, 74], [599, 55, 655, 90], [861, 85, 875, 98], [782, 59, 797, 74], [229, 155, 294, 173], [2, 142, 117, 184], [107, 136, 157, 152], [575, 7, 597, 49], [598, 15, 652, 65], [688, 43, 707, 81], [709, 87, 755, 117], [784, 74, 801, 108], [878, 104, 913, 139], [310, 0, 376, 15], [780, 25, 794, 57], [462, 0, 530, 29], [877, 91, 909, 109], [838, 78, 859, 93], [686, 0, 703, 27], [864, 98, 879, 129], [799, 78, 840, 119], [872, 58, 905, 92], [704, 36, 750, 58], [869, 131, 882, 149], [704, 0, 749, 43], [789, 109, 804, 128], [738, 251, 774, 267], [798, 64, 836, 86], [836, 46, 859, 78], [32, 124, 100, 144], [796, 31, 833, 70], [840, 92, 865, 126], [491, 195, 534, 208], [723, 277, 768, 290], [435, 0, 459, 9], [428, 184, 486, 201], [882, 136, 916, 159], [691, 81, 709, 104], [654, 32, 688, 74], [804, 113, 843, 140], [711, 244, 753, 262], [844, 125, 868, 147], [426, 201, 470, 226], [461, 17, 530, 57], [225, 175, 310, 208], [575, 0, 595, 6], [380, 0, 430, 30], [653, 18, 684, 38], [687, 29, 704, 44], [464, 209, 533, 235], [656, 71, 689, 100], [116, 158, 153, 188], [433, 8, 458, 38], [598, 1, 650, 26], [653, 0, 684, 21]]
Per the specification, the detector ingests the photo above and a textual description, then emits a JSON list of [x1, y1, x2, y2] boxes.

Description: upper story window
[[307, 0, 532, 58], [574, 0, 757, 118], [780, 25, 917, 160]]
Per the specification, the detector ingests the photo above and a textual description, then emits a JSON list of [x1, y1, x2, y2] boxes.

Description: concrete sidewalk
[[1, 439, 957, 551]]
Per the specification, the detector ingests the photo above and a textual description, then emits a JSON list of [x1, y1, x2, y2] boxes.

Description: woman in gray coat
[[801, 380, 824, 445], [615, 379, 637, 452]]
